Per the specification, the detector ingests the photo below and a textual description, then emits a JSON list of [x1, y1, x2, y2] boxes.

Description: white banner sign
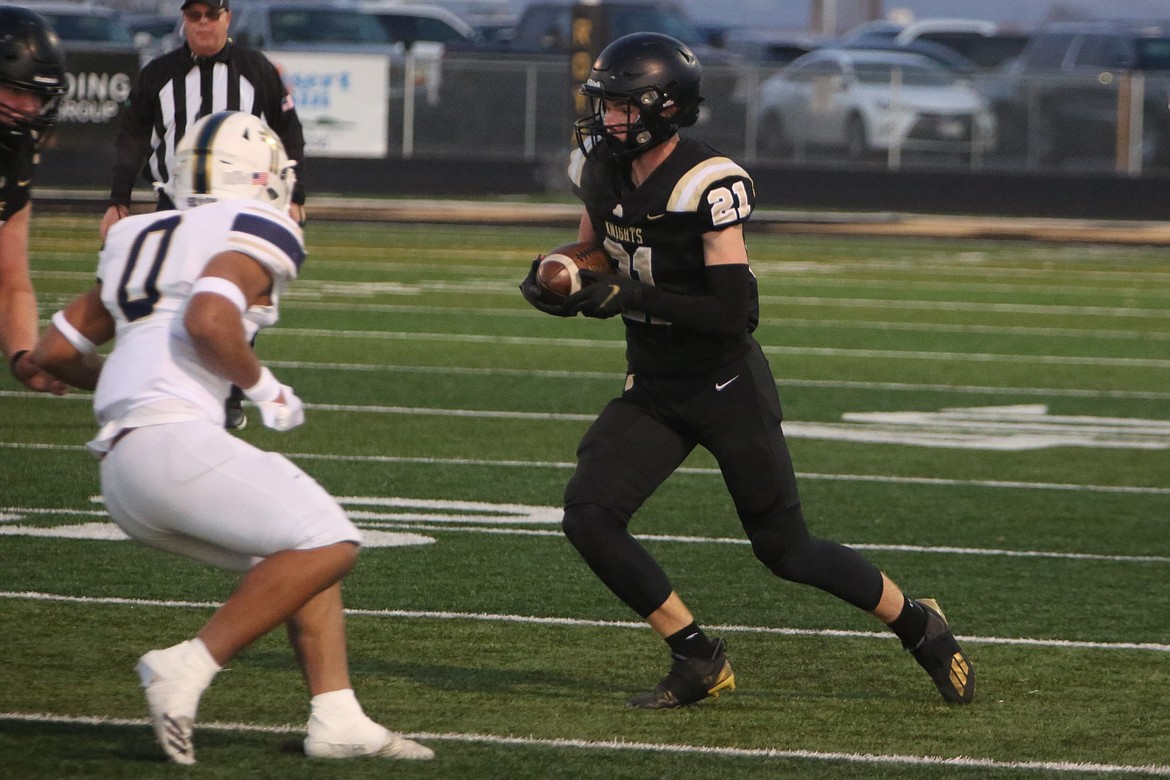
[[265, 51, 388, 158]]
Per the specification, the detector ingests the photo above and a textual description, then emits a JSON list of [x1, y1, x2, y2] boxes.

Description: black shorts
[[564, 340, 801, 522]]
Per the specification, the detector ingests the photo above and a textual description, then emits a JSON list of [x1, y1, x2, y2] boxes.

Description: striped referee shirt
[[108, 41, 306, 207]]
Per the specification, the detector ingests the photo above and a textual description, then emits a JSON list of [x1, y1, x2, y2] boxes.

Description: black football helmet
[[0, 6, 67, 153], [575, 32, 703, 162]]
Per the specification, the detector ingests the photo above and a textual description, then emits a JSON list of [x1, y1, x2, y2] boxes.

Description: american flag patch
[[251, 172, 269, 185]]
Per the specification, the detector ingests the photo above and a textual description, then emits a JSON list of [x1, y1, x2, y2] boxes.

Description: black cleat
[[628, 638, 736, 709], [909, 598, 974, 704], [224, 395, 247, 430]]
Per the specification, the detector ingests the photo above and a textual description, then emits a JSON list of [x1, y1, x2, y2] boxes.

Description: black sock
[[889, 597, 928, 650], [665, 622, 714, 658]]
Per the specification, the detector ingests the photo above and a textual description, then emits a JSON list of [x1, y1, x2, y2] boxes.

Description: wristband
[[8, 349, 28, 377], [51, 310, 98, 354], [243, 366, 281, 403], [189, 275, 247, 313]]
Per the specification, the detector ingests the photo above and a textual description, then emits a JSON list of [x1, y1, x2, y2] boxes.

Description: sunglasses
[[182, 8, 225, 22]]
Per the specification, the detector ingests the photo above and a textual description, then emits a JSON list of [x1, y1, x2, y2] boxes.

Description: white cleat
[[304, 722, 434, 760], [137, 650, 204, 765], [373, 731, 435, 760]]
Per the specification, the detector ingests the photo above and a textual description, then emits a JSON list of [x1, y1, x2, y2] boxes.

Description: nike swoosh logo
[[715, 375, 740, 391], [598, 284, 621, 309], [17, 179, 30, 187], [646, 212, 666, 220]]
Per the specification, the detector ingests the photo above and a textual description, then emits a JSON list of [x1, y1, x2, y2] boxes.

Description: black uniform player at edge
[[0, 6, 69, 396], [520, 32, 975, 709]]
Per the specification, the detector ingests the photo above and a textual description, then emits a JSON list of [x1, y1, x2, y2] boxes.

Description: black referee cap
[[181, 0, 229, 10]]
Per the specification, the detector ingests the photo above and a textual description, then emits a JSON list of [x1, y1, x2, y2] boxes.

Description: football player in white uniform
[[31, 111, 434, 765]]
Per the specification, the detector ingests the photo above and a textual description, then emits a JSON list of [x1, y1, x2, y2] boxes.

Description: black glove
[[565, 269, 641, 319], [519, 257, 574, 317]]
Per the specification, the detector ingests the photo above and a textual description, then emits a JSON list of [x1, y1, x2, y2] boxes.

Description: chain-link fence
[[396, 53, 1170, 177]]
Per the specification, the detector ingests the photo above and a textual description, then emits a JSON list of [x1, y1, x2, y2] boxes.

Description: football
[[536, 241, 614, 303]]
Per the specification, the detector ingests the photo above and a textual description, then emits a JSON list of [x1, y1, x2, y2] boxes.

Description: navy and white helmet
[[168, 111, 297, 211], [574, 32, 703, 162], [0, 6, 67, 153]]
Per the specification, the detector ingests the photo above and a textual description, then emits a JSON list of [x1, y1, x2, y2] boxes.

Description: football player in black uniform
[[520, 32, 974, 709], [0, 6, 68, 395]]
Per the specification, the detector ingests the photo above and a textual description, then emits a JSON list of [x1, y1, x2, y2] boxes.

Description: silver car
[[756, 48, 996, 161]]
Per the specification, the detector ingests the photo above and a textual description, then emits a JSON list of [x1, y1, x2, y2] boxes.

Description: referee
[[100, 0, 307, 429], [101, 0, 306, 235]]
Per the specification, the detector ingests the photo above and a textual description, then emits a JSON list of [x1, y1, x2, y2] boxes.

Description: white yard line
[[2, 591, 1168, 654], [4, 506, 1168, 563], [2, 440, 1167, 495], [252, 327, 1170, 368], [0, 712, 1167, 776]]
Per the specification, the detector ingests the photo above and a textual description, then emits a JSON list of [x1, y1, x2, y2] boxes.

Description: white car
[[756, 48, 996, 161]]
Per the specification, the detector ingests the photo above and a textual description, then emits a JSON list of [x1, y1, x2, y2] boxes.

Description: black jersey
[[0, 138, 36, 223], [569, 137, 759, 376]]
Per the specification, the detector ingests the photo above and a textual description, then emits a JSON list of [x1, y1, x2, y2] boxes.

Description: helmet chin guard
[[168, 111, 297, 212], [575, 32, 703, 162]]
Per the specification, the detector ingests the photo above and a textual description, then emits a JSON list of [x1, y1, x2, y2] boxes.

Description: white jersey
[[90, 199, 304, 450]]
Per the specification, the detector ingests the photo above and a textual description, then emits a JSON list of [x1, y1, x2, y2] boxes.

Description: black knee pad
[[561, 503, 672, 618], [745, 503, 883, 611], [745, 502, 810, 573], [562, 502, 625, 554]]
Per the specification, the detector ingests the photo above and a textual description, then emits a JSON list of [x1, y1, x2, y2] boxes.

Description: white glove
[[243, 367, 305, 431]]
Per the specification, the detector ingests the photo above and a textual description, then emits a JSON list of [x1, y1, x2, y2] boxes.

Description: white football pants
[[100, 420, 360, 571]]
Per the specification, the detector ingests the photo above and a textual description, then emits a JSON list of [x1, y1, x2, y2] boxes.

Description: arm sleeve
[[254, 51, 307, 205], [108, 62, 161, 206], [624, 263, 754, 337]]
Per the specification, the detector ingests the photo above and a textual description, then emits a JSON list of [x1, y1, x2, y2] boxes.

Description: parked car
[[357, 1, 481, 50], [838, 18, 1026, 72], [228, 1, 443, 98], [230, 1, 390, 50], [121, 12, 182, 62], [506, 0, 719, 58], [895, 20, 1028, 70], [839, 36, 978, 74], [720, 28, 823, 66], [755, 48, 996, 161], [23, 1, 136, 51], [986, 21, 1170, 167]]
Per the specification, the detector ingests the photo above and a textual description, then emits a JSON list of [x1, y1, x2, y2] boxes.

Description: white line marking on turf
[[348, 521, 1170, 565], [9, 397, 1170, 451], [11, 365, 1170, 401], [278, 300, 1170, 341], [261, 362, 1170, 400], [3, 592, 1168, 654], [2, 440, 1167, 495], [759, 294, 1170, 319], [0, 713, 1167, 776], [262, 328, 1170, 368], [4, 504, 1166, 564]]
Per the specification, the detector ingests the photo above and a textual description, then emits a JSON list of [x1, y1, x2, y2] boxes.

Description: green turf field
[[2, 214, 1168, 778]]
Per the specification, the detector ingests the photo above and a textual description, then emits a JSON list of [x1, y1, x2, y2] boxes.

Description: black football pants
[[563, 340, 884, 617]]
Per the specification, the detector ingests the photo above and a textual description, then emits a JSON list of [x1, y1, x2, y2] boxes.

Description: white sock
[[310, 688, 365, 722], [163, 638, 220, 690], [141, 638, 220, 693]]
